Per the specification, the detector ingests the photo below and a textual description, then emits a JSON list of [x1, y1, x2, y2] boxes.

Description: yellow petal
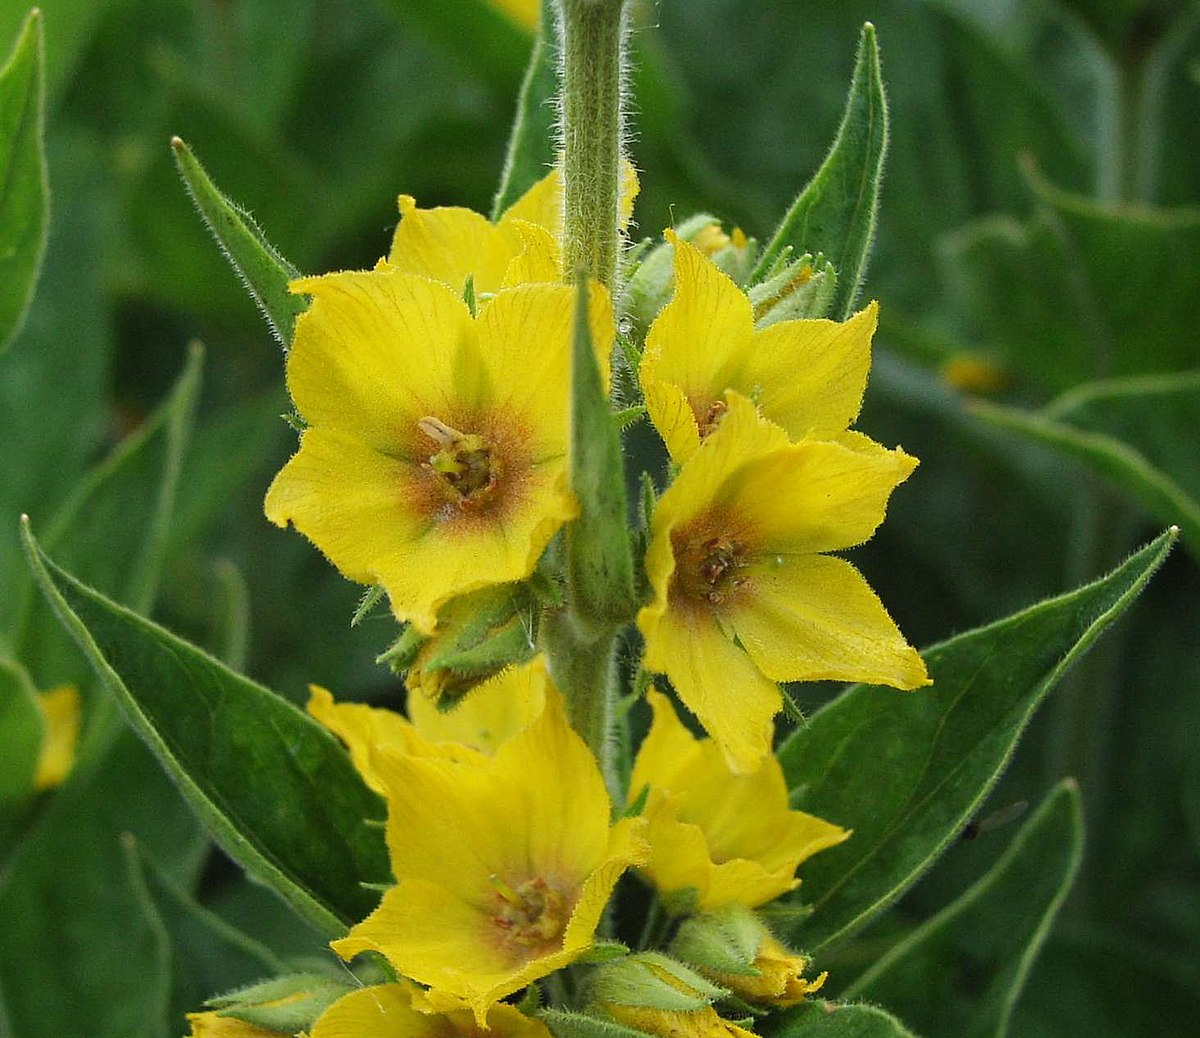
[[641, 235, 754, 462], [501, 220, 563, 287], [745, 302, 877, 440], [500, 168, 564, 239], [407, 656, 550, 755], [286, 269, 479, 450], [728, 553, 929, 689], [389, 196, 514, 295], [639, 603, 778, 775], [33, 684, 79, 791], [185, 1011, 283, 1038], [310, 984, 422, 1038], [719, 436, 919, 555]]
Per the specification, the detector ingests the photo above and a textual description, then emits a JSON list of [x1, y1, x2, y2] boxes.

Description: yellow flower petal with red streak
[[640, 235, 877, 462], [638, 393, 928, 772], [630, 691, 848, 909], [267, 270, 600, 633], [332, 688, 648, 1024], [311, 981, 554, 1038], [33, 684, 79, 791]]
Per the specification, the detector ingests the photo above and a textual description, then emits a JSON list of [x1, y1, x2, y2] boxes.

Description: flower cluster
[[191, 151, 927, 1036]]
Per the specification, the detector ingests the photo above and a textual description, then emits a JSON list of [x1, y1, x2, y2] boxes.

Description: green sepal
[[209, 973, 354, 1032], [623, 781, 650, 819], [578, 940, 632, 964], [171, 136, 307, 349], [376, 624, 429, 672], [670, 906, 768, 979], [540, 1009, 657, 1038], [776, 528, 1176, 952], [566, 274, 636, 634], [844, 780, 1083, 1038], [0, 9, 48, 355], [410, 584, 539, 705], [492, 0, 559, 218], [20, 521, 392, 936], [590, 952, 727, 1011], [765, 1002, 918, 1038], [750, 23, 888, 320], [749, 254, 837, 327], [352, 584, 387, 627]]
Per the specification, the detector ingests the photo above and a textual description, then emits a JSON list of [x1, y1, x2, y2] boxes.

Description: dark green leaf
[[0, 10, 48, 354], [20, 522, 391, 935], [492, 0, 558, 218], [777, 528, 1175, 951], [567, 275, 636, 631], [764, 1002, 917, 1038], [973, 373, 1200, 562], [845, 781, 1083, 1038], [171, 136, 306, 348], [750, 23, 887, 319], [0, 657, 41, 810]]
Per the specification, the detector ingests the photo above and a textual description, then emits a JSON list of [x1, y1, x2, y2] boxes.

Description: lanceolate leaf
[[777, 528, 1175, 950], [492, 0, 559, 218], [750, 22, 887, 319], [972, 371, 1200, 562], [20, 522, 390, 936], [171, 136, 306, 348], [0, 10, 49, 354], [764, 1002, 918, 1038], [0, 657, 42, 810], [845, 781, 1084, 1038], [567, 275, 635, 631]]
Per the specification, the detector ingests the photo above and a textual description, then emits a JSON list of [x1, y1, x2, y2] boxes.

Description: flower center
[[676, 532, 748, 606], [419, 416, 501, 511], [489, 875, 569, 952], [697, 399, 728, 440]]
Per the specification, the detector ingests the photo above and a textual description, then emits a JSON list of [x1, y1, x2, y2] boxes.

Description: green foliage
[[172, 137, 306, 348], [0, 658, 42, 813], [750, 23, 887, 320], [0, 10, 48, 354], [765, 1003, 917, 1038], [566, 274, 636, 631], [492, 0, 558, 218], [845, 781, 1083, 1038], [777, 528, 1175, 951], [21, 523, 391, 935]]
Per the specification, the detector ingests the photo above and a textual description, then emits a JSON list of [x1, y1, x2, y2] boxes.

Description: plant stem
[[557, 0, 627, 288]]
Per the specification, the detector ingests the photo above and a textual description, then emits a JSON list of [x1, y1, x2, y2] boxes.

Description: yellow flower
[[637, 393, 929, 773], [310, 981, 553, 1038], [33, 684, 79, 791], [308, 656, 552, 792], [265, 270, 613, 633], [486, 0, 540, 33], [331, 687, 648, 1024], [185, 1011, 290, 1037], [629, 691, 847, 910], [640, 232, 878, 464], [708, 934, 826, 1008], [389, 166, 639, 293]]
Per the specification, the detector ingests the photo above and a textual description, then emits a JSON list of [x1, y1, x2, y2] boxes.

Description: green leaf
[[764, 1002, 918, 1038], [20, 522, 391, 936], [844, 780, 1084, 1038], [0, 657, 42, 811], [750, 23, 887, 319], [171, 136, 306, 348], [972, 372, 1200, 562], [0, 10, 48, 354], [777, 528, 1176, 951], [566, 274, 635, 631], [492, 0, 558, 218]]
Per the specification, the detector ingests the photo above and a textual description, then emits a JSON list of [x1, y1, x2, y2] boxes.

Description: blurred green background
[[0, 0, 1197, 1034]]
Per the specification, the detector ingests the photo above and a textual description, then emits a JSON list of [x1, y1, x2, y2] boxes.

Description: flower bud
[[190, 973, 352, 1036], [747, 253, 837, 327]]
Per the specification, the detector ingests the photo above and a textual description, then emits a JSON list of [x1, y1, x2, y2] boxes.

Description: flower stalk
[[557, 0, 628, 288]]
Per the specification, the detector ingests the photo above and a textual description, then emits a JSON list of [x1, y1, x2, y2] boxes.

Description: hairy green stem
[[558, 0, 627, 288]]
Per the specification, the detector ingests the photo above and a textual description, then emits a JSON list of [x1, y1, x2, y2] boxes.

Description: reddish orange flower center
[[489, 875, 570, 956]]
